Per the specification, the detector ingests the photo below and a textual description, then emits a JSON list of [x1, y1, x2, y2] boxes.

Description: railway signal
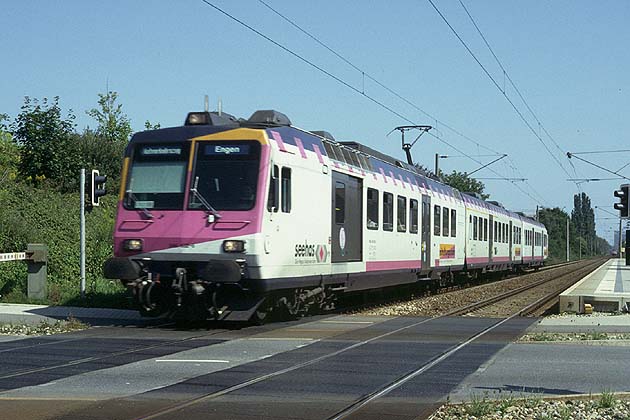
[[89, 170, 107, 207], [614, 184, 629, 218]]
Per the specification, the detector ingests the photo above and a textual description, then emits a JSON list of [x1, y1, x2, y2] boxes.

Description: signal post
[[613, 184, 629, 264]]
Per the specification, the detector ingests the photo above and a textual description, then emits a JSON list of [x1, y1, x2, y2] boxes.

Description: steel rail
[[131, 258, 606, 420]]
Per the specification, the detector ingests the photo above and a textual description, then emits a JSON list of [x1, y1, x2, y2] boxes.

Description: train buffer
[[560, 258, 630, 314], [0, 244, 48, 300]]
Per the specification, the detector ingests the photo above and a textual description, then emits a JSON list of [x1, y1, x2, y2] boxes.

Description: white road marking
[[155, 359, 230, 364], [321, 320, 374, 324], [247, 337, 315, 341]]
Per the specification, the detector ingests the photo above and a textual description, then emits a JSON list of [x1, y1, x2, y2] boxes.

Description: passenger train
[[103, 109, 548, 322]]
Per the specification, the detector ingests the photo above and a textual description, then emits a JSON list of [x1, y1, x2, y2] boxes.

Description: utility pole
[[435, 153, 439, 178], [80, 169, 86, 298], [566, 217, 570, 262], [617, 218, 623, 258]]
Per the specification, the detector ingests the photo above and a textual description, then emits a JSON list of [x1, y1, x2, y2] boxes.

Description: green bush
[[0, 182, 129, 307]]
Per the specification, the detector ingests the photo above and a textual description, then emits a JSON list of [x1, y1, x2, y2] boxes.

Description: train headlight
[[123, 239, 143, 251], [223, 240, 245, 253]]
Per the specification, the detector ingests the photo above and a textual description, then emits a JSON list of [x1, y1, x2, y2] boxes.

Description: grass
[[464, 394, 494, 417], [0, 316, 88, 336], [599, 389, 616, 409]]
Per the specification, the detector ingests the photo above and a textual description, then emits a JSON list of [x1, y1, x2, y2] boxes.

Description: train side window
[[335, 181, 345, 224], [503, 223, 507, 243], [469, 215, 473, 237], [450, 209, 456, 237], [434, 205, 441, 236], [483, 218, 488, 241], [473, 215, 478, 240], [367, 188, 379, 230], [281, 167, 291, 213], [478, 217, 483, 241], [267, 165, 279, 212], [383, 192, 394, 231], [494, 221, 498, 242], [442, 206, 449, 237], [397, 196, 407, 232], [410, 199, 419, 234]]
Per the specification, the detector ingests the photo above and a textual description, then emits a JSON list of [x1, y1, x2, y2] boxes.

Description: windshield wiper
[[190, 177, 222, 220], [125, 190, 154, 219]]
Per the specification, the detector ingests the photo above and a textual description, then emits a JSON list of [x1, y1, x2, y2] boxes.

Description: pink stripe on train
[[366, 260, 421, 271]]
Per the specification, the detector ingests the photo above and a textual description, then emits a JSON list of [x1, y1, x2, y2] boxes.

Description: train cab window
[[450, 209, 456, 237], [383, 192, 394, 231], [483, 218, 488, 241], [367, 188, 379, 230], [281, 167, 291, 213], [410, 199, 419, 234], [397, 196, 407, 232], [434, 205, 441, 236], [442, 206, 449, 237], [267, 165, 279, 212], [473, 215, 478, 240], [335, 182, 345, 224], [544, 234, 548, 247]]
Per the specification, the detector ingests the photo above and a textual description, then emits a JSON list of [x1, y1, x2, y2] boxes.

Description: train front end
[[104, 112, 271, 321]]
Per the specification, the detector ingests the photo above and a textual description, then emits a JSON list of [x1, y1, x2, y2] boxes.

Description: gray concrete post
[[26, 243, 48, 300]]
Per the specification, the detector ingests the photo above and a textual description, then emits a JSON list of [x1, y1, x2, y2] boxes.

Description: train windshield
[[124, 143, 190, 210], [189, 141, 261, 211]]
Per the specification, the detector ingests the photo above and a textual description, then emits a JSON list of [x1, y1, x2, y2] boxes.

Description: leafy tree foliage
[[571, 192, 597, 256], [144, 120, 161, 130], [11, 97, 80, 191], [0, 114, 20, 184], [440, 170, 489, 199], [86, 91, 132, 145]]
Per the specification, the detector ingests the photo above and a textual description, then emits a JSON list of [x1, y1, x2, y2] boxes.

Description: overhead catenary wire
[[426, 0, 575, 183], [200, 0, 546, 206], [256, 0, 549, 204], [256, 0, 503, 157]]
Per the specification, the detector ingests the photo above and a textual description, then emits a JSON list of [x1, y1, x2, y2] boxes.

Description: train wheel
[[250, 308, 269, 325]]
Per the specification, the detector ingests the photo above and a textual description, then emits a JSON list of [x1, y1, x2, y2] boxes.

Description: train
[[103, 109, 548, 322]]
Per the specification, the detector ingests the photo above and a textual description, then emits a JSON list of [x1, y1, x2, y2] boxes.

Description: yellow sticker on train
[[439, 244, 455, 259]]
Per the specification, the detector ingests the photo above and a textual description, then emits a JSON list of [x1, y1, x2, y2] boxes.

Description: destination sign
[[205, 144, 250, 156], [140, 146, 182, 156]]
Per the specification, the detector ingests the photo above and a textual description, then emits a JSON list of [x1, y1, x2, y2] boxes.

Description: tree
[[12, 97, 80, 190], [86, 91, 132, 145], [571, 192, 596, 256], [0, 114, 20, 184], [84, 91, 134, 185], [440, 170, 489, 199], [144, 120, 161, 130]]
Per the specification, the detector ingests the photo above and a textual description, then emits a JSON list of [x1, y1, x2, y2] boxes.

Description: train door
[[421, 195, 431, 268], [331, 172, 362, 262], [509, 220, 513, 261], [489, 215, 494, 263]]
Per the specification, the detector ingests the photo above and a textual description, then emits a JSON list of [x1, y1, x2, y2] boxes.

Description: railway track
[[356, 258, 603, 317], [445, 258, 606, 318], [76, 260, 602, 420]]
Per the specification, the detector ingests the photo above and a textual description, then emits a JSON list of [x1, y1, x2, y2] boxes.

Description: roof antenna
[[387, 125, 432, 165], [204, 95, 209, 112], [217, 98, 222, 116]]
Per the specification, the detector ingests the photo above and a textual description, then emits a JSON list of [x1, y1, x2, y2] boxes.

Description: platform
[[560, 259, 630, 313]]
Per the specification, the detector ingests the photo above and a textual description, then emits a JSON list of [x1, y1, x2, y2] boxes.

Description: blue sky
[[2, 1, 629, 243]]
